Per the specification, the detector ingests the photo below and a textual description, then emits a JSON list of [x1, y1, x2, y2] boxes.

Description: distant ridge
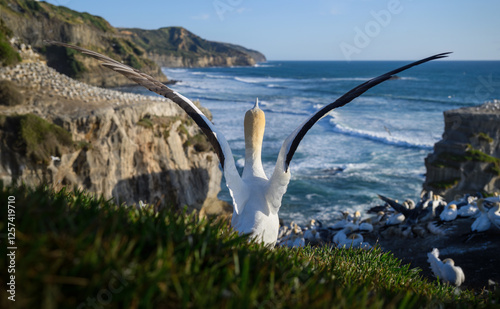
[[121, 27, 266, 68]]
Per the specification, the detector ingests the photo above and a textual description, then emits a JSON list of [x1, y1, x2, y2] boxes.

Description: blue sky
[[44, 0, 500, 61]]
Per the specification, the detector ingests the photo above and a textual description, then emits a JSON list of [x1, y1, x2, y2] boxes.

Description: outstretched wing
[[377, 194, 411, 218], [276, 52, 451, 173], [47, 41, 248, 214]]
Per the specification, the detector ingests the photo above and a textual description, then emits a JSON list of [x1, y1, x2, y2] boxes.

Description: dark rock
[[424, 101, 500, 200]]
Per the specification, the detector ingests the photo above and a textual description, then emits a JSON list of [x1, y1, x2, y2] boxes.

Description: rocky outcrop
[[121, 27, 266, 68], [0, 61, 230, 214], [424, 101, 500, 200]]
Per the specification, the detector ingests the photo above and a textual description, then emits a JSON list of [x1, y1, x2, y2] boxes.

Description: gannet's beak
[[253, 98, 260, 110]]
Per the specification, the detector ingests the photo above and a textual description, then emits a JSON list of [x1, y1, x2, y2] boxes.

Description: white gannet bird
[[47, 41, 449, 245], [471, 199, 491, 232], [427, 248, 465, 286], [386, 212, 405, 226], [457, 202, 478, 218], [439, 204, 458, 222], [488, 202, 500, 229]]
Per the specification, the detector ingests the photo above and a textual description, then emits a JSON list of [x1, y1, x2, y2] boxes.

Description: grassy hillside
[[0, 0, 114, 33], [0, 184, 496, 308], [0, 0, 165, 86]]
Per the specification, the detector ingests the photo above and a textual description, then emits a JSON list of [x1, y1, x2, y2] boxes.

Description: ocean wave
[[267, 84, 286, 89], [383, 94, 466, 106], [162, 68, 187, 73], [319, 77, 369, 82], [328, 119, 434, 149], [234, 76, 292, 84], [254, 63, 276, 68]]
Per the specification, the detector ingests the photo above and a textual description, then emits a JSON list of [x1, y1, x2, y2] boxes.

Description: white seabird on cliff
[[439, 204, 458, 221], [488, 202, 500, 229], [471, 199, 492, 232], [427, 248, 465, 286], [47, 41, 449, 246]]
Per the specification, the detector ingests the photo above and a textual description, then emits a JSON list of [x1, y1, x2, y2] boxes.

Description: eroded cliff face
[[424, 101, 500, 200], [0, 61, 230, 214]]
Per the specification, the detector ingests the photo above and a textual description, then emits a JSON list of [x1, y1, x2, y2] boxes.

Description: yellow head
[[244, 98, 266, 153]]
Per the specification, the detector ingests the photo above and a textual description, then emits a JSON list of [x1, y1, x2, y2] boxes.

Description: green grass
[[0, 184, 494, 308], [428, 178, 461, 190], [436, 147, 500, 177], [465, 145, 500, 176], [477, 132, 494, 144], [0, 114, 73, 164], [137, 117, 154, 129], [0, 20, 21, 66]]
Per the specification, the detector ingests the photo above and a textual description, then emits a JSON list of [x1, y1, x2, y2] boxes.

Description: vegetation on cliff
[[0, 80, 23, 106], [122, 26, 266, 67], [0, 18, 20, 66], [1, 184, 495, 308], [0, 114, 73, 164]]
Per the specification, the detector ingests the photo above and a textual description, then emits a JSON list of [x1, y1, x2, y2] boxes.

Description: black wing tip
[[377, 194, 388, 201], [430, 51, 452, 60]]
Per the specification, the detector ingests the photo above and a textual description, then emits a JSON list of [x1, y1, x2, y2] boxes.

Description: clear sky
[[43, 0, 500, 61]]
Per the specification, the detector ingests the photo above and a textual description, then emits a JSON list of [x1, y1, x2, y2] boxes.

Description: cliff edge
[[424, 101, 500, 200], [0, 60, 231, 215]]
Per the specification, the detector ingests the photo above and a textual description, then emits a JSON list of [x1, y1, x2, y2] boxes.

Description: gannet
[[457, 202, 478, 218], [48, 41, 449, 245], [329, 211, 352, 230], [386, 212, 405, 226], [487, 202, 500, 229], [427, 248, 465, 286], [439, 204, 458, 221], [471, 199, 491, 232]]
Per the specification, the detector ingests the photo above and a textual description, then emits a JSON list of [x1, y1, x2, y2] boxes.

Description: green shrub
[[137, 117, 154, 129], [126, 54, 142, 69], [45, 45, 87, 79], [428, 178, 460, 190], [0, 31, 21, 66], [0, 114, 73, 163], [0, 80, 24, 106]]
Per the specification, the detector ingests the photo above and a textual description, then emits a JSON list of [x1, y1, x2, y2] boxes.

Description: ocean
[[122, 60, 500, 225]]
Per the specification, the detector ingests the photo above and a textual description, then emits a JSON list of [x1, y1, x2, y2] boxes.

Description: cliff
[[0, 0, 167, 87], [0, 60, 231, 215], [423, 101, 500, 200], [0, 1, 266, 84], [121, 27, 266, 67]]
